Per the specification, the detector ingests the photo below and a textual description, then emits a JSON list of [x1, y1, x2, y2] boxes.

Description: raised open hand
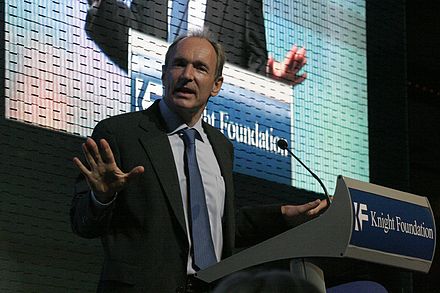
[[266, 45, 307, 86], [73, 138, 144, 203]]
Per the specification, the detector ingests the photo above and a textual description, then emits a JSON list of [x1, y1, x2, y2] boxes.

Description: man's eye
[[172, 60, 186, 67]]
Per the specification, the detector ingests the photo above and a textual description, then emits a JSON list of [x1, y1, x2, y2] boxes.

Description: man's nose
[[181, 65, 194, 80]]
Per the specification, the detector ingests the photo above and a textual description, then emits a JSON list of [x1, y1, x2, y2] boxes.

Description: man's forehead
[[171, 37, 216, 58], [176, 36, 212, 47]]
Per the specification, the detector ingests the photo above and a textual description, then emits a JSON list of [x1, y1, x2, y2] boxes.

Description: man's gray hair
[[164, 29, 225, 80]]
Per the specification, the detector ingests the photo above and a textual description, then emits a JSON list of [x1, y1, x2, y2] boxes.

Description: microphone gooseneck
[[277, 139, 331, 206]]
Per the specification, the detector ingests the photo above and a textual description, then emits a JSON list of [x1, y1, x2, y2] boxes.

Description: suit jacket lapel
[[136, 104, 235, 247], [137, 102, 188, 235]]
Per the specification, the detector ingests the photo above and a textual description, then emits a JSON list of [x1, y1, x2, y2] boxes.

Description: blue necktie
[[168, 0, 189, 43], [181, 128, 217, 270]]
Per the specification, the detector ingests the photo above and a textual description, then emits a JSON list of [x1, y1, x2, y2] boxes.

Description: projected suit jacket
[[85, 0, 268, 74], [70, 100, 288, 292]]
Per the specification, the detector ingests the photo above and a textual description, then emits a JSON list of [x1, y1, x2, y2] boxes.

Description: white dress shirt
[[159, 99, 225, 274]]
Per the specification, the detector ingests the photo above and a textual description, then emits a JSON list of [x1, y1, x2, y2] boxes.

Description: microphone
[[277, 139, 331, 206]]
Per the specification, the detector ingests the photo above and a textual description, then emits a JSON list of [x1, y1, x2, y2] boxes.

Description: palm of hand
[[73, 138, 144, 203]]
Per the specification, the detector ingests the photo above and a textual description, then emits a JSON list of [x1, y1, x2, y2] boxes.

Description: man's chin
[[164, 96, 206, 116], [166, 101, 195, 115], [168, 97, 197, 110], [173, 91, 196, 99]]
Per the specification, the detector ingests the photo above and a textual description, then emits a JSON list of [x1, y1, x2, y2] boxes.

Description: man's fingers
[[296, 54, 307, 69], [288, 52, 306, 73], [285, 199, 320, 216], [304, 199, 321, 214], [285, 45, 298, 61], [291, 73, 307, 86], [126, 166, 145, 181], [266, 46, 307, 86], [286, 45, 304, 64], [305, 199, 320, 208], [282, 197, 328, 228], [297, 47, 306, 57], [286, 47, 306, 73], [85, 138, 104, 165], [73, 157, 92, 177], [82, 142, 98, 170], [307, 199, 328, 216], [99, 139, 116, 164]]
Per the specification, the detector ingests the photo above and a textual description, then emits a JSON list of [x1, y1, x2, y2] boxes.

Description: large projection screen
[[4, 0, 368, 195]]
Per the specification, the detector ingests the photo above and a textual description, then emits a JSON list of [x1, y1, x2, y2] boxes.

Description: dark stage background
[[0, 0, 439, 292]]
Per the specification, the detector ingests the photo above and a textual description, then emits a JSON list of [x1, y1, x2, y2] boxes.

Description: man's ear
[[210, 76, 224, 97]]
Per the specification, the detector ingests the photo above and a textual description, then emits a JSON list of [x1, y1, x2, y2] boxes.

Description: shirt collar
[[159, 99, 205, 141]]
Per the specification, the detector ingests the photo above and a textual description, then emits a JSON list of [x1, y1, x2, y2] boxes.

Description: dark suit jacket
[[71, 100, 287, 292], [85, 0, 268, 74]]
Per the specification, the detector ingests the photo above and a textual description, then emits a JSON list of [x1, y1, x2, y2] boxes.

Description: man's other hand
[[281, 198, 329, 228], [266, 45, 307, 86]]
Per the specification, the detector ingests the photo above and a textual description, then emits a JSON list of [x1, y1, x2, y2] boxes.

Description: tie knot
[[181, 128, 198, 146]]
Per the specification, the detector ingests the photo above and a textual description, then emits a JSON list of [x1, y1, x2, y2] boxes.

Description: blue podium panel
[[350, 188, 435, 261], [334, 176, 437, 272]]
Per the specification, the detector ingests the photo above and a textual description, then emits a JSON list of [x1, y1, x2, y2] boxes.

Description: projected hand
[[73, 138, 144, 203], [281, 198, 329, 227], [266, 45, 307, 86]]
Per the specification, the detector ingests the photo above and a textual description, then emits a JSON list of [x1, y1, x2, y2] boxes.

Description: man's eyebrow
[[171, 57, 210, 69], [171, 57, 187, 64], [193, 60, 210, 69]]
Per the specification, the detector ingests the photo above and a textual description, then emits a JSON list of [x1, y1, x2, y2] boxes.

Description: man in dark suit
[[71, 31, 326, 292], [85, 0, 307, 85]]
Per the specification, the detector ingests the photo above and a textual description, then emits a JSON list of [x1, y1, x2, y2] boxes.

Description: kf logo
[[353, 202, 368, 231]]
